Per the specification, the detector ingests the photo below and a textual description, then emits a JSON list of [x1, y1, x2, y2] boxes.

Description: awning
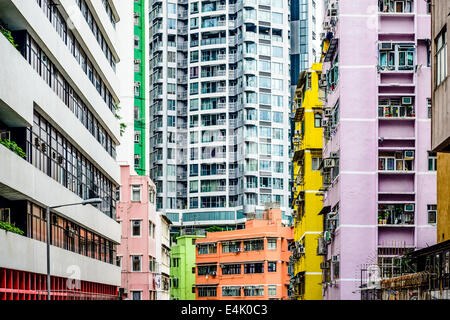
[[318, 206, 332, 215]]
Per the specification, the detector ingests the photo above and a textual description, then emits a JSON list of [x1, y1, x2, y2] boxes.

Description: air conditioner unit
[[404, 150, 415, 159], [132, 220, 141, 227], [332, 255, 340, 262], [379, 43, 393, 50], [404, 204, 415, 212], [402, 97, 413, 105], [321, 119, 330, 127], [323, 108, 332, 117], [0, 131, 10, 140], [299, 246, 305, 254], [0, 208, 11, 223], [323, 159, 336, 168], [329, 152, 339, 159], [323, 21, 330, 30]]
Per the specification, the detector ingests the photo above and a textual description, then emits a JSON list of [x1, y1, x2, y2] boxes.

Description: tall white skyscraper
[[148, 0, 292, 230]]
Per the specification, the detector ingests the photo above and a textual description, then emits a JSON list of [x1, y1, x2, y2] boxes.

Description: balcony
[[378, 204, 415, 226]]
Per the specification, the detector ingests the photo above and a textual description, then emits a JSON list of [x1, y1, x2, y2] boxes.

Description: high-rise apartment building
[[291, 63, 324, 300], [318, 0, 436, 300], [290, 0, 323, 96], [148, 0, 292, 231], [430, 0, 450, 244], [133, 0, 149, 175], [0, 0, 122, 299]]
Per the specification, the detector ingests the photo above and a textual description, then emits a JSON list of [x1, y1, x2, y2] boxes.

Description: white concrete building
[[149, 0, 293, 231], [0, 0, 122, 299]]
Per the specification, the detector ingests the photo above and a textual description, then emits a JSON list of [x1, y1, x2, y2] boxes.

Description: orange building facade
[[195, 208, 293, 300]]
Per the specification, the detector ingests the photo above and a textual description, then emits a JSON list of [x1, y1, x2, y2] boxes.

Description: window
[[222, 286, 241, 297], [428, 152, 437, 171], [427, 98, 432, 119], [272, 46, 283, 58], [268, 285, 277, 296], [149, 256, 157, 272], [428, 205, 437, 224], [268, 261, 277, 272], [260, 77, 271, 89], [244, 285, 264, 296], [149, 221, 156, 238], [197, 286, 217, 297], [134, 154, 141, 168], [222, 241, 241, 253], [314, 113, 322, 127], [116, 256, 122, 267], [244, 239, 264, 251], [132, 185, 141, 201], [312, 157, 321, 171], [267, 238, 277, 250], [197, 265, 217, 276], [198, 243, 217, 254], [436, 27, 447, 86], [131, 255, 142, 272], [132, 291, 141, 300], [272, 12, 283, 24], [244, 263, 264, 274], [134, 131, 140, 143], [131, 220, 141, 237], [273, 111, 283, 123]]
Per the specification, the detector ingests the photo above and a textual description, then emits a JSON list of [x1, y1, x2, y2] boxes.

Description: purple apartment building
[[319, 0, 436, 300]]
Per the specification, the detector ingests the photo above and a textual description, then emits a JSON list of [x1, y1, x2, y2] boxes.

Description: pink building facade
[[320, 0, 436, 300], [116, 165, 159, 300]]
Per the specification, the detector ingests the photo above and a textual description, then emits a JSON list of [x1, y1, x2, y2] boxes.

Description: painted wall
[[116, 165, 159, 300], [195, 209, 293, 300]]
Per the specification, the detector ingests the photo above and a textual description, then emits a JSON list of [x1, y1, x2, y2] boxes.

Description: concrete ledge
[[0, 229, 121, 286], [0, 145, 121, 243]]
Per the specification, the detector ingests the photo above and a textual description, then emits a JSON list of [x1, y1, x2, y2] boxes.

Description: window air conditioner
[[321, 119, 330, 127], [323, 159, 335, 168], [402, 97, 413, 105], [323, 21, 330, 30], [379, 43, 393, 50], [404, 150, 415, 159], [324, 108, 332, 117], [329, 152, 339, 159], [332, 255, 339, 262], [299, 246, 305, 254]]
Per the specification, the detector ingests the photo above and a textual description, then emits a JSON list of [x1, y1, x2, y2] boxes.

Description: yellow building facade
[[291, 63, 324, 300]]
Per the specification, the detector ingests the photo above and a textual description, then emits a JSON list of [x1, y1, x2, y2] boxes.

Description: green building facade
[[133, 0, 146, 175], [170, 235, 205, 300]]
